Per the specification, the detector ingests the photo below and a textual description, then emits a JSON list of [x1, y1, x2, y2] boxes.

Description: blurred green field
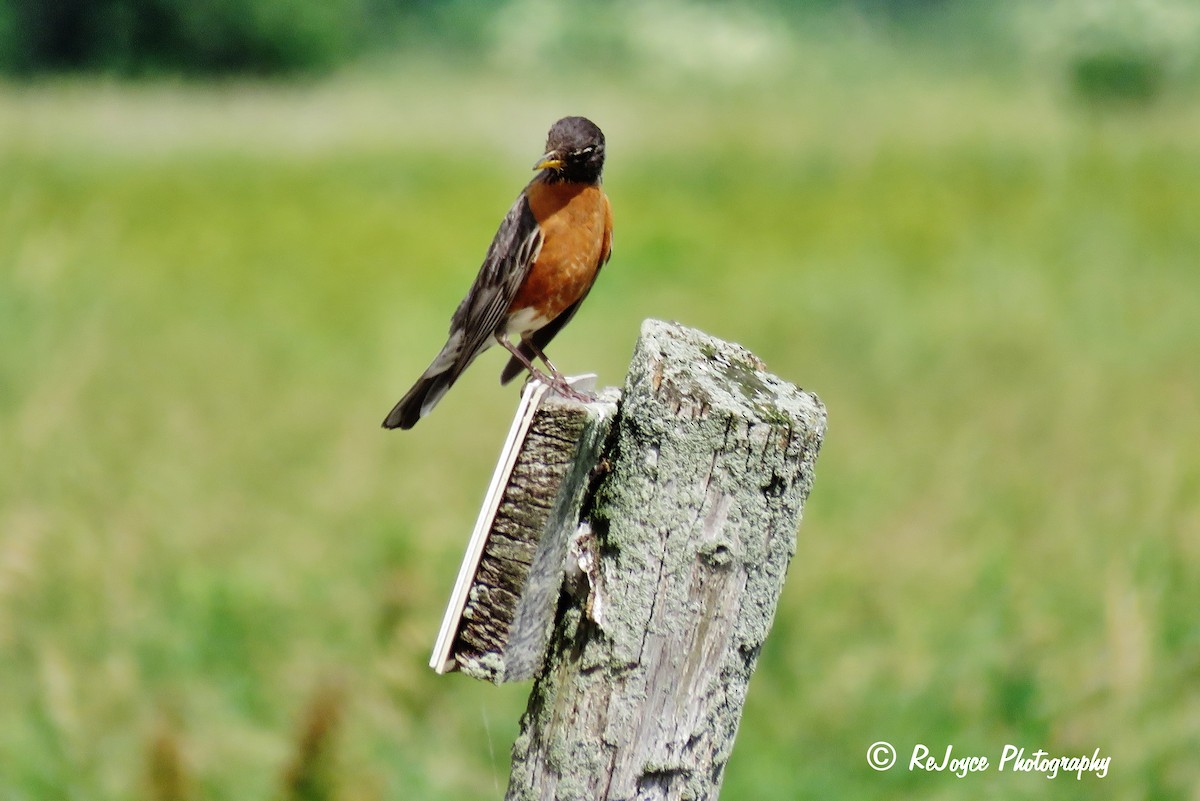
[[2, 41, 1200, 801]]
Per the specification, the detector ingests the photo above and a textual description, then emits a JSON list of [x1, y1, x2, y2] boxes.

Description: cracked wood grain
[[505, 320, 826, 801], [454, 392, 619, 683]]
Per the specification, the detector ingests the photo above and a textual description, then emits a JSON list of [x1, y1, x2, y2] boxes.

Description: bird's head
[[534, 116, 606, 183]]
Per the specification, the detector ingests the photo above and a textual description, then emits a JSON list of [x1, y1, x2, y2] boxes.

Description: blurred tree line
[[0, 0, 387, 74], [1, 0, 1194, 106], [0, 0, 951, 76]]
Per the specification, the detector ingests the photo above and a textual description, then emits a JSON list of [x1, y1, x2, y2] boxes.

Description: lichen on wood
[[506, 320, 826, 800]]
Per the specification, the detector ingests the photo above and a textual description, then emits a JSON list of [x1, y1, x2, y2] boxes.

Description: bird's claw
[[549, 379, 594, 403], [523, 372, 595, 404]]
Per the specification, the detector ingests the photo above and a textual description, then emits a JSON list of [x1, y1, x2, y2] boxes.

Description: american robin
[[383, 116, 612, 430]]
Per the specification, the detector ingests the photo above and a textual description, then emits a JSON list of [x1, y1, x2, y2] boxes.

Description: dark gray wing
[[381, 187, 542, 429], [445, 189, 543, 374]]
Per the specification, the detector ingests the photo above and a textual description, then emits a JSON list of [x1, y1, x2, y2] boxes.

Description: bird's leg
[[497, 335, 554, 385], [525, 339, 593, 402], [497, 335, 589, 402], [532, 347, 560, 377]]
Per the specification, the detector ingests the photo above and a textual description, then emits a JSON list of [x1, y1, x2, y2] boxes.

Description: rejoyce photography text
[[906, 743, 1111, 780]]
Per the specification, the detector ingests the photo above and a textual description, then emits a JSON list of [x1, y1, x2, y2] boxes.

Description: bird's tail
[[382, 370, 456, 430], [383, 336, 474, 429]]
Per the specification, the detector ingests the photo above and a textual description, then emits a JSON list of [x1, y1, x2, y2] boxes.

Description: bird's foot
[[526, 344, 594, 403], [523, 370, 594, 403], [548, 376, 594, 403], [545, 366, 597, 403]]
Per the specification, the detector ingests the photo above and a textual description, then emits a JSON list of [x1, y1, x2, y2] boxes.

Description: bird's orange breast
[[508, 181, 611, 328]]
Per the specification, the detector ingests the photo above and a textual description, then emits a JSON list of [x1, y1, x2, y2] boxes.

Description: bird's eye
[[579, 146, 594, 155]]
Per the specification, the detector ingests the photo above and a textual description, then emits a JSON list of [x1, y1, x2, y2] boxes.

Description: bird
[[382, 116, 613, 430]]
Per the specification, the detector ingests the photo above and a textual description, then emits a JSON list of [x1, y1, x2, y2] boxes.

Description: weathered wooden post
[[430, 319, 826, 800]]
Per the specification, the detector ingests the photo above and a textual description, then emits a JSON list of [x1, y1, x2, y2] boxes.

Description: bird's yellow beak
[[534, 152, 564, 171]]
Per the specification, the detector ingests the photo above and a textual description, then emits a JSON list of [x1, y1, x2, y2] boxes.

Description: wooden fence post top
[[422, 318, 826, 799], [627, 317, 825, 437], [590, 319, 826, 660]]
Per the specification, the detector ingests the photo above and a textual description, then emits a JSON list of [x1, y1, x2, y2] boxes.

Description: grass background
[[2, 7, 1200, 799]]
